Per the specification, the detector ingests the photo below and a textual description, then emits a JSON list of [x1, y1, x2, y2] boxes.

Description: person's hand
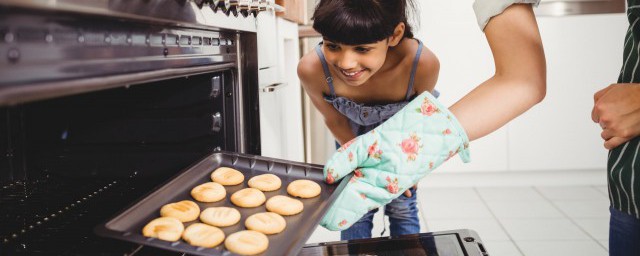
[[320, 92, 470, 231], [403, 184, 418, 197], [592, 83, 640, 149]]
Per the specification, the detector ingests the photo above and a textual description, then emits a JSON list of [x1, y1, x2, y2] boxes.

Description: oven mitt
[[320, 91, 471, 231]]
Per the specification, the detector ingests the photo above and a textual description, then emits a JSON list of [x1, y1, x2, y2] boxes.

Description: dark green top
[[609, 1, 640, 219]]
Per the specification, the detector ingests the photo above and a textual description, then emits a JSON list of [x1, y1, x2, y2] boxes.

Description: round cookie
[[224, 230, 269, 255], [287, 179, 321, 198], [142, 217, 184, 242], [182, 223, 225, 248], [191, 182, 226, 203], [200, 207, 241, 227], [230, 188, 266, 208], [160, 200, 200, 222], [247, 174, 282, 192], [245, 212, 286, 235], [265, 195, 304, 216], [211, 167, 244, 186]]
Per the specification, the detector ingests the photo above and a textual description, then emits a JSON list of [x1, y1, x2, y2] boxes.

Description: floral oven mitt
[[320, 91, 471, 231]]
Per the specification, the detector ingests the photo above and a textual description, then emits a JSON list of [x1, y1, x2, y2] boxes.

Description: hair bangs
[[312, 1, 397, 45]]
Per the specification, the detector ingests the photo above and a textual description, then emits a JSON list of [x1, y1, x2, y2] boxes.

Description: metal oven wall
[[1, 71, 236, 181]]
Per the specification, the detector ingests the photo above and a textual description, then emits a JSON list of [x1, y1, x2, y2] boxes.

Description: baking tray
[[95, 151, 351, 256]]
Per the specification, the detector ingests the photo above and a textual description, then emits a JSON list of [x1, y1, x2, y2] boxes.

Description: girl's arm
[[449, 4, 546, 141], [297, 55, 356, 145]]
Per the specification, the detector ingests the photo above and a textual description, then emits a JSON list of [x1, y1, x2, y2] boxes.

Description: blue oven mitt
[[320, 91, 471, 231]]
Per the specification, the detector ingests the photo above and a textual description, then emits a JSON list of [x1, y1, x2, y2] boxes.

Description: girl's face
[[322, 39, 390, 87]]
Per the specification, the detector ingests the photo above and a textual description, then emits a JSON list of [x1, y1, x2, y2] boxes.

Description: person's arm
[[591, 83, 640, 149], [450, 4, 546, 141], [297, 54, 356, 145]]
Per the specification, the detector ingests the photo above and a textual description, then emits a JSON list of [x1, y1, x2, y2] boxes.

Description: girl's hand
[[592, 83, 640, 149], [403, 185, 418, 197]]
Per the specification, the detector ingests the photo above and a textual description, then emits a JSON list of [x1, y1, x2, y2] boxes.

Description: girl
[[298, 0, 546, 240]]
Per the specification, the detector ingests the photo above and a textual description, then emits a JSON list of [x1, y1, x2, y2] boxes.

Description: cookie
[[210, 167, 244, 186], [224, 230, 269, 255], [191, 182, 226, 203], [245, 212, 286, 235], [247, 174, 282, 192], [142, 217, 184, 242], [182, 223, 225, 248], [160, 200, 200, 222], [265, 195, 304, 216], [287, 179, 321, 198], [200, 207, 241, 227], [230, 188, 266, 208]]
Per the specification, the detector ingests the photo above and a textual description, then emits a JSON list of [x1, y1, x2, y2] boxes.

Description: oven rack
[[0, 172, 170, 255]]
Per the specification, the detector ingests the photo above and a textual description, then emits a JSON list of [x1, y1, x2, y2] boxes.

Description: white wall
[[415, 1, 627, 173]]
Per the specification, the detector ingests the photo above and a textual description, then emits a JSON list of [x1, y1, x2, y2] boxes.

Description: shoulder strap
[[406, 39, 424, 100], [315, 44, 336, 97]]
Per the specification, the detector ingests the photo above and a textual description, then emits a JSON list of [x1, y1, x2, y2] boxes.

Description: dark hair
[[312, 0, 417, 45]]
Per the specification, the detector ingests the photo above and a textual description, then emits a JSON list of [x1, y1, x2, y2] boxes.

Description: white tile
[[416, 187, 482, 202], [537, 186, 608, 200], [485, 200, 564, 218], [499, 218, 591, 240], [426, 219, 510, 241], [515, 240, 608, 256], [477, 187, 546, 201], [573, 218, 609, 240], [420, 200, 494, 219], [306, 225, 340, 244], [482, 240, 523, 256], [553, 200, 610, 218], [598, 239, 609, 250]]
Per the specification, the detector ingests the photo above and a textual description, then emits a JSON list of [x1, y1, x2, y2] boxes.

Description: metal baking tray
[[95, 151, 350, 256]]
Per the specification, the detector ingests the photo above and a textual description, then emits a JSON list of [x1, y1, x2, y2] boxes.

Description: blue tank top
[[315, 39, 434, 136]]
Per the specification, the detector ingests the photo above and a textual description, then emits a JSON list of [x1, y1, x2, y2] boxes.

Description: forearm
[[450, 4, 546, 141], [450, 75, 544, 141], [325, 118, 357, 146]]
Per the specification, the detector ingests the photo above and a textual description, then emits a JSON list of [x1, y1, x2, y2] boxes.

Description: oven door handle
[[261, 83, 286, 92]]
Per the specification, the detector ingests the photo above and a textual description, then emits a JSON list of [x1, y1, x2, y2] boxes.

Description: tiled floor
[[307, 185, 610, 256]]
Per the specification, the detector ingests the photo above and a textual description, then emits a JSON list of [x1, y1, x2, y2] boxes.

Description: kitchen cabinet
[[258, 13, 305, 162]]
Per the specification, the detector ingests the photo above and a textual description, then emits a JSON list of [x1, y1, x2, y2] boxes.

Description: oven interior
[[0, 71, 245, 255]]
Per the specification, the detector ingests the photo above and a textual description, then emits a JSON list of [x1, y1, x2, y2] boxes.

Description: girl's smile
[[339, 68, 366, 80]]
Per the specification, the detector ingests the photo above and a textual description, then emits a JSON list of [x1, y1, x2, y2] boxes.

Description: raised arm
[[449, 4, 546, 141]]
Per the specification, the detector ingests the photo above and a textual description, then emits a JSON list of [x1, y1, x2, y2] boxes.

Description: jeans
[[340, 187, 420, 240], [609, 207, 640, 256]]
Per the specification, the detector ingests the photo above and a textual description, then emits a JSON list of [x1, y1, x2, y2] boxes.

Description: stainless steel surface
[[0, 64, 236, 106], [0, 0, 287, 32], [211, 76, 222, 97], [212, 112, 223, 132], [236, 33, 247, 153], [535, 0, 625, 16], [0, 0, 261, 151]]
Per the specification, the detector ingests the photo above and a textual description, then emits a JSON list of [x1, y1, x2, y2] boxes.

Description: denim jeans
[[609, 207, 640, 256], [340, 187, 420, 240]]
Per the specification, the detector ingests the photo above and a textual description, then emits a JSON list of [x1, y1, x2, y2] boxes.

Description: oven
[[0, 0, 263, 255]]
